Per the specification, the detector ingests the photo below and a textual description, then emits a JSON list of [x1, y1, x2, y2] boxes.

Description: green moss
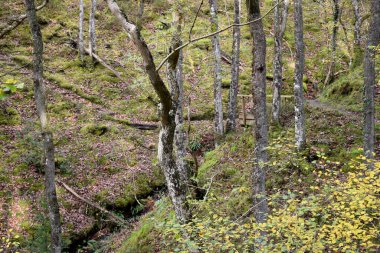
[[0, 107, 21, 125], [80, 124, 109, 136]]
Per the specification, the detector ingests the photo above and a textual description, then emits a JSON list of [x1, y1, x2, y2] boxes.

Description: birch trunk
[[324, 0, 339, 85], [293, 0, 306, 151], [246, 0, 269, 224], [363, 0, 380, 161], [351, 0, 363, 68], [79, 0, 84, 61], [226, 0, 241, 133], [209, 0, 224, 144], [106, 0, 190, 223], [24, 0, 62, 252], [89, 0, 96, 58], [272, 0, 289, 125], [167, 2, 189, 184]]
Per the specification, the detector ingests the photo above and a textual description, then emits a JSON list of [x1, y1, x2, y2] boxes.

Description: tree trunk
[[79, 0, 84, 61], [24, 0, 62, 252], [363, 0, 380, 161], [209, 0, 224, 145], [293, 0, 306, 151], [225, 0, 241, 133], [89, 0, 96, 59], [324, 0, 339, 86], [138, 0, 144, 19], [167, 1, 189, 185], [272, 0, 289, 125], [351, 0, 363, 68], [106, 0, 190, 224], [246, 0, 269, 224]]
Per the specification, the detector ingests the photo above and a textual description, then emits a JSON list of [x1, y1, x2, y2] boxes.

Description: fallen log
[[57, 179, 128, 226]]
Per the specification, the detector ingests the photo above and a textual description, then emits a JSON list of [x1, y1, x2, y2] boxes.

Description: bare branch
[[156, 1, 279, 72], [0, 0, 49, 39], [189, 0, 204, 41]]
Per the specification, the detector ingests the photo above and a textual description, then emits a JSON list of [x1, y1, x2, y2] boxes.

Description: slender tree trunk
[[225, 0, 241, 133], [324, 0, 340, 85], [363, 0, 380, 161], [138, 0, 144, 19], [167, 1, 189, 185], [24, 0, 62, 252], [351, 0, 363, 68], [79, 0, 84, 61], [272, 0, 289, 125], [209, 0, 224, 145], [294, 0, 306, 150], [106, 0, 190, 224], [246, 0, 269, 224], [89, 0, 96, 59]]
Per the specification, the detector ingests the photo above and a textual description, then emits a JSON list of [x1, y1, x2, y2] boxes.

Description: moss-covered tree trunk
[[246, 0, 269, 224], [324, 0, 340, 86], [24, 0, 62, 252], [226, 0, 241, 133], [272, 0, 289, 125], [167, 1, 189, 185], [106, 0, 191, 224], [363, 0, 380, 161], [351, 0, 363, 68], [209, 0, 224, 145], [294, 0, 306, 151]]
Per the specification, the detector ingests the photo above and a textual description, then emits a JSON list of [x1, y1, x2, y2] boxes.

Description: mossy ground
[[0, 0, 377, 251]]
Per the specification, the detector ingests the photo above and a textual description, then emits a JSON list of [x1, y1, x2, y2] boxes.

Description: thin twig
[[203, 172, 219, 201], [0, 62, 31, 78], [189, 0, 204, 41], [156, 2, 280, 72]]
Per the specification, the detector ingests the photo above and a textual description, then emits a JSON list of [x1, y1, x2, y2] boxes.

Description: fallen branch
[[156, 1, 280, 71], [83, 47, 128, 85], [57, 179, 128, 226], [0, 0, 49, 39]]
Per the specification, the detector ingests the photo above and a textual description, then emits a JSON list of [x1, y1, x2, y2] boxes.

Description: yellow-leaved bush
[[160, 157, 380, 252]]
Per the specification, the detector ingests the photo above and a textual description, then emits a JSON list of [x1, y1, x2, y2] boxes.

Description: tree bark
[[246, 0, 269, 224], [225, 0, 241, 133], [324, 0, 340, 86], [293, 0, 306, 151], [89, 0, 97, 58], [24, 0, 62, 252], [351, 0, 363, 68], [106, 0, 190, 224], [209, 0, 224, 144], [167, 1, 189, 185], [79, 0, 84, 61], [363, 0, 380, 161], [272, 0, 289, 125]]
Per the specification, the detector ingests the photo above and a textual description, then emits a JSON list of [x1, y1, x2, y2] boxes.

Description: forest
[[0, 0, 379, 252]]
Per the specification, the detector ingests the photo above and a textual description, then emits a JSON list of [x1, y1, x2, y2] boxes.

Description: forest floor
[[0, 0, 379, 252]]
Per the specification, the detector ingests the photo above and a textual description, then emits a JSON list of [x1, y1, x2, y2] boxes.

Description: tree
[[79, 0, 84, 61], [246, 0, 269, 224], [106, 0, 191, 224], [293, 0, 306, 151], [363, 0, 380, 161], [324, 0, 340, 86], [89, 0, 96, 59], [226, 0, 241, 133], [351, 0, 363, 68], [24, 0, 62, 251], [167, 1, 189, 185], [271, 0, 289, 125], [209, 0, 224, 145]]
